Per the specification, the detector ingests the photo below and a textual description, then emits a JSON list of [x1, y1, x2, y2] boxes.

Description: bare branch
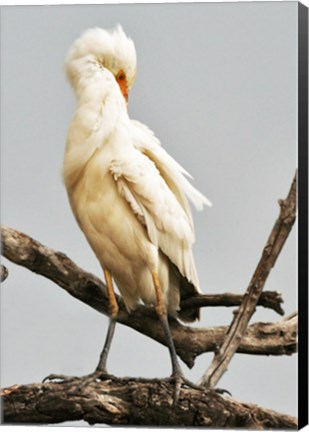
[[1, 226, 296, 368], [199, 172, 297, 388], [120, 309, 297, 367], [180, 291, 285, 315], [1, 377, 297, 428]]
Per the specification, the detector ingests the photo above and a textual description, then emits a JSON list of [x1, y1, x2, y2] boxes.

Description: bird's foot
[[163, 370, 203, 406], [75, 369, 113, 391], [42, 373, 79, 384], [42, 369, 113, 389]]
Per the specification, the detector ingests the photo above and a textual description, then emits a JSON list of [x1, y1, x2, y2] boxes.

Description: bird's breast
[[66, 146, 154, 267]]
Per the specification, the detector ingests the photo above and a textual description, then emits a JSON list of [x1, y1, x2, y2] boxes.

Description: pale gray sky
[[1, 1, 297, 423]]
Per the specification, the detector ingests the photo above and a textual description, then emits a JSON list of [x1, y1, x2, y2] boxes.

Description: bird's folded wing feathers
[[130, 120, 212, 217], [110, 150, 199, 285]]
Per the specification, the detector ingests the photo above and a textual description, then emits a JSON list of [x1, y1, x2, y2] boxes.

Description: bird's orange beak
[[116, 70, 129, 102]]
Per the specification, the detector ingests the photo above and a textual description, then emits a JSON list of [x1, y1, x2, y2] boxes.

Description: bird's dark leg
[[43, 270, 118, 387], [152, 272, 201, 405], [94, 269, 119, 374], [75, 270, 118, 389]]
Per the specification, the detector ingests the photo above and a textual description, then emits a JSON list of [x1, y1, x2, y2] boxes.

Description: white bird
[[62, 25, 211, 402]]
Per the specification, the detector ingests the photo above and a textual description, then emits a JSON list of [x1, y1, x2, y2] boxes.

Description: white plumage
[[62, 26, 211, 398]]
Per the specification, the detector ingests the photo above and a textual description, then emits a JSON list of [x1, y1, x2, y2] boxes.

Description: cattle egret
[[62, 25, 211, 403]]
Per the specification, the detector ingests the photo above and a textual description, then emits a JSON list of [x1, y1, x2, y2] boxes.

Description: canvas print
[[1, 1, 306, 428]]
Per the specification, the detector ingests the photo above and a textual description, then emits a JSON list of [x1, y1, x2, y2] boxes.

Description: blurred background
[[1, 1, 297, 423]]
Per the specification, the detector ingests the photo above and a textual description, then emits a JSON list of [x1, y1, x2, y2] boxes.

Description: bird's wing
[[110, 149, 200, 288], [130, 120, 212, 228]]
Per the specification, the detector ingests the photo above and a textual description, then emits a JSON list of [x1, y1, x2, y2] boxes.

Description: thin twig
[[198, 172, 297, 388]]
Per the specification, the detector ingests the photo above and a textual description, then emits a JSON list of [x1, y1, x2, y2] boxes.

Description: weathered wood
[[1, 377, 297, 428], [1, 226, 296, 369], [199, 172, 297, 387], [180, 291, 284, 315]]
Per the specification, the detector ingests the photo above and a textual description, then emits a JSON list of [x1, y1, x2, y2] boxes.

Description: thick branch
[[1, 377, 297, 428], [199, 172, 297, 387], [1, 226, 296, 368]]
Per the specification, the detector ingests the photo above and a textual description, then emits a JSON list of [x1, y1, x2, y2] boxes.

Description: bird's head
[[64, 25, 137, 102]]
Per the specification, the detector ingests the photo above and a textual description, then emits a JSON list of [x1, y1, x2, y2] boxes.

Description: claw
[[215, 387, 232, 396]]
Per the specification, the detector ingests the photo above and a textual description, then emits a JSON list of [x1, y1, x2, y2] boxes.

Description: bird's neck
[[63, 64, 127, 189]]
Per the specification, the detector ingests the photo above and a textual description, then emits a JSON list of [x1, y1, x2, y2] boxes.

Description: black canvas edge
[[298, 1, 309, 430]]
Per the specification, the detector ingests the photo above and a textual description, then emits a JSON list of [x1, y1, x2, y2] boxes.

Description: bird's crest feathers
[[64, 25, 137, 92]]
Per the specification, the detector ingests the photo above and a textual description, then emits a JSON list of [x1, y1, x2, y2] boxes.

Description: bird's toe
[[215, 387, 232, 396], [42, 373, 77, 384]]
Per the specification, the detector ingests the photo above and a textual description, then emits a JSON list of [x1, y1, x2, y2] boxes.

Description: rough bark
[[1, 226, 296, 369], [1, 377, 297, 428]]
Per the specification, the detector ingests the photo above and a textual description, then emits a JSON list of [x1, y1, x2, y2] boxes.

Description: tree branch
[[1, 226, 296, 368], [199, 172, 297, 387], [180, 291, 284, 315], [1, 377, 297, 428]]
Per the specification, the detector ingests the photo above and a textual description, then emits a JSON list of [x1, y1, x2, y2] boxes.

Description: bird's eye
[[117, 71, 126, 81]]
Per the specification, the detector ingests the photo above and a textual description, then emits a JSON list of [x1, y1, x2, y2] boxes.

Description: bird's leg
[[76, 270, 118, 390], [94, 269, 119, 375], [152, 272, 201, 405], [44, 270, 119, 388]]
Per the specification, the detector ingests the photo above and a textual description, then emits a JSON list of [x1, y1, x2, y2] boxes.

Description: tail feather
[[168, 260, 200, 323]]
